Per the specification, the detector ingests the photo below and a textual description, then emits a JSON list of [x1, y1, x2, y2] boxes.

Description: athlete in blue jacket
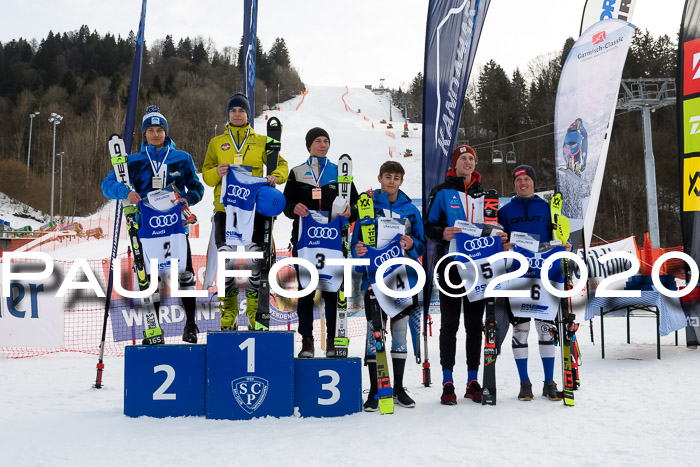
[[425, 145, 507, 405], [101, 105, 204, 343], [352, 161, 426, 411], [498, 164, 566, 402]]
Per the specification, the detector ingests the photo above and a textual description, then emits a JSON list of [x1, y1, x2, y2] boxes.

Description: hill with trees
[[395, 29, 680, 246], [0, 26, 304, 216]]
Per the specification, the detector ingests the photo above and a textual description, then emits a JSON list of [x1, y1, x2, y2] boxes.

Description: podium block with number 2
[[124, 344, 206, 418], [206, 331, 294, 420], [294, 358, 362, 418]]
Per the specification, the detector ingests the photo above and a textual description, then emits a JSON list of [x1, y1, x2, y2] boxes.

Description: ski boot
[[465, 380, 483, 403], [182, 322, 199, 344], [245, 290, 260, 330], [440, 382, 457, 405], [364, 362, 379, 411], [325, 337, 336, 358], [518, 381, 534, 401], [298, 337, 314, 358], [364, 391, 379, 412], [394, 387, 415, 408], [219, 289, 239, 330], [543, 380, 563, 401]]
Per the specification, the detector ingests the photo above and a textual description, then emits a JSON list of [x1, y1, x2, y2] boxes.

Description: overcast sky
[[0, 1, 687, 90]]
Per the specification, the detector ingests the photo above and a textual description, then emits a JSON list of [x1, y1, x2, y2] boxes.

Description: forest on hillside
[[0, 26, 683, 247], [396, 29, 680, 247], [0, 26, 304, 217]]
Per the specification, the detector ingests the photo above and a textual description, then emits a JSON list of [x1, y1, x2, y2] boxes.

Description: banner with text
[[579, 0, 636, 36], [677, 0, 700, 346], [554, 19, 635, 251]]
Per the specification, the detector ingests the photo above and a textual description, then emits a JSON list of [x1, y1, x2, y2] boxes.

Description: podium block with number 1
[[206, 331, 294, 420]]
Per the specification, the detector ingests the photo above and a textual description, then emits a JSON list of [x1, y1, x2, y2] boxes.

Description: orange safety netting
[[0, 250, 371, 359]]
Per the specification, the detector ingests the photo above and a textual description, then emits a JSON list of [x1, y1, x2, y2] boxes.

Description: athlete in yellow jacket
[[202, 92, 289, 330]]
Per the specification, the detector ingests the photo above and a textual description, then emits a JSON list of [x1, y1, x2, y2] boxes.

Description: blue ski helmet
[[256, 186, 285, 217]]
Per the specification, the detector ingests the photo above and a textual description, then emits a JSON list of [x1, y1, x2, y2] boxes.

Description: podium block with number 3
[[294, 358, 362, 418], [206, 331, 294, 420], [124, 345, 206, 418]]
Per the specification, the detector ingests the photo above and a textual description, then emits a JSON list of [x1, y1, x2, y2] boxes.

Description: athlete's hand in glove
[[442, 227, 462, 242], [216, 163, 230, 177], [267, 175, 279, 186], [400, 235, 414, 250], [294, 203, 310, 218], [127, 191, 142, 204], [355, 242, 367, 257]]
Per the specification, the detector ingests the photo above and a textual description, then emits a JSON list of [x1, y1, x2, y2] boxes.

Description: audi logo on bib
[[149, 213, 179, 228], [307, 227, 339, 240], [461, 236, 495, 252], [374, 245, 402, 267], [528, 257, 545, 270], [227, 185, 251, 199]]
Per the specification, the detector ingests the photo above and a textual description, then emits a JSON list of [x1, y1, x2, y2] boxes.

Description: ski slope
[[260, 85, 421, 252], [1, 87, 699, 465], [26, 86, 421, 259]]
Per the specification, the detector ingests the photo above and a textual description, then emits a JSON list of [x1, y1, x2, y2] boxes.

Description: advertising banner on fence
[[554, 19, 635, 251], [102, 253, 303, 342], [0, 270, 64, 347], [570, 236, 638, 309]]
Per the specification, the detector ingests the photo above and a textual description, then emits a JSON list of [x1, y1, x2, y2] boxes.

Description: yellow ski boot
[[219, 289, 239, 330], [246, 290, 267, 331]]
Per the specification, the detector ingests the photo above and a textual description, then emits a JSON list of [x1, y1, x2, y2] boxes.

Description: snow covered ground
[[2, 318, 698, 466], [1, 87, 699, 465]]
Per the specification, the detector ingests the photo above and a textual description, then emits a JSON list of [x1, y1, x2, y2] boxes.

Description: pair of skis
[[333, 154, 353, 357], [480, 190, 501, 405], [550, 192, 579, 407], [255, 116, 282, 331], [358, 192, 394, 414], [107, 134, 164, 345]]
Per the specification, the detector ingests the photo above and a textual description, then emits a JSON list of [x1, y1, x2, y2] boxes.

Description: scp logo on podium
[[232, 376, 269, 414]]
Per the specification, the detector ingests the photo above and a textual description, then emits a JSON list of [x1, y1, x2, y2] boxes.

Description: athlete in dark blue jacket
[[498, 165, 564, 402], [498, 195, 552, 243], [101, 105, 204, 343]]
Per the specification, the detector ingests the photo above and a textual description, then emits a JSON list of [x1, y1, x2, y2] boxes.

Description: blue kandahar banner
[[123, 0, 147, 152], [101, 0, 148, 345], [243, 0, 258, 128], [421, 0, 491, 337]]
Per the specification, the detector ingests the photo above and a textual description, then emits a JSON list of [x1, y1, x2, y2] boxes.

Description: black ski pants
[[291, 244, 337, 339], [437, 257, 485, 372]]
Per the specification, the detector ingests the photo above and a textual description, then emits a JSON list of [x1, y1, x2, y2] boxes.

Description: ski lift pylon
[[506, 142, 517, 164]]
